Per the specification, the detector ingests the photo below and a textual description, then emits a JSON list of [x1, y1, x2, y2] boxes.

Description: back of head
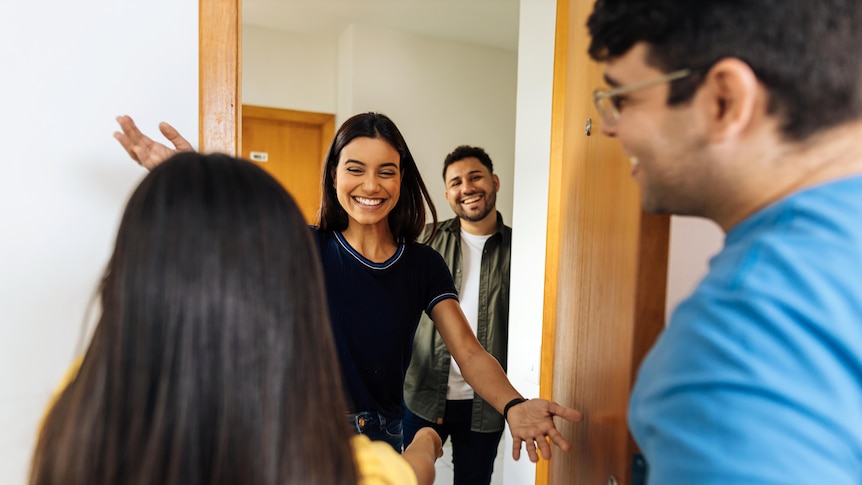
[[318, 112, 438, 242], [31, 152, 357, 485], [587, 0, 862, 141]]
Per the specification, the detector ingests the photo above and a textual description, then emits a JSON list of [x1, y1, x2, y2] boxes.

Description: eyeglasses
[[593, 68, 694, 127]]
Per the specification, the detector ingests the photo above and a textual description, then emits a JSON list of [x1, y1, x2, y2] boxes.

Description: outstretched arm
[[401, 427, 443, 485], [430, 299, 583, 462], [113, 115, 195, 170]]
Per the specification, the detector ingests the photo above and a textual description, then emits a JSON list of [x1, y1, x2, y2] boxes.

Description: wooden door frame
[[536, 0, 669, 483], [199, 0, 241, 155], [242, 105, 336, 158]]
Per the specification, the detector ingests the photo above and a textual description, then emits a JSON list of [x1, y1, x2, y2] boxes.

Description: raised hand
[[507, 398, 583, 462], [113, 115, 195, 170]]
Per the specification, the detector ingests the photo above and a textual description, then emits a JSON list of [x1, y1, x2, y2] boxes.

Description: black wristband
[[503, 397, 528, 421]]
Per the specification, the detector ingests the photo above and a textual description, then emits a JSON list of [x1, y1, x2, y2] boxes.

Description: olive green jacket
[[403, 212, 511, 432]]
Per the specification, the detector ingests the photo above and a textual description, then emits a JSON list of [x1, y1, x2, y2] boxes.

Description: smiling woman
[[309, 112, 581, 461]]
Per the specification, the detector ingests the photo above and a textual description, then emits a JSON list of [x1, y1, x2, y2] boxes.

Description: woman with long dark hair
[[31, 152, 441, 485], [114, 114, 581, 463]]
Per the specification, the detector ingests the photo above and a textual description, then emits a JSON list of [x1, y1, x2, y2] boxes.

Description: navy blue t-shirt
[[312, 229, 458, 419]]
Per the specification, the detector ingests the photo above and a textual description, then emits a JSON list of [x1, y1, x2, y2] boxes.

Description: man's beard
[[454, 191, 496, 222]]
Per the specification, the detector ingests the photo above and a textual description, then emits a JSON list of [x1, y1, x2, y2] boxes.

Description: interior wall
[[0, 2, 199, 483], [243, 24, 338, 113], [506, 0, 558, 482], [666, 216, 724, 319]]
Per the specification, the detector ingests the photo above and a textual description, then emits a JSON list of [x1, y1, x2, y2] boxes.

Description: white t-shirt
[[447, 230, 492, 400]]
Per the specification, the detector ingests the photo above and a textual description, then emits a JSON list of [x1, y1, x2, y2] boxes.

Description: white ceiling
[[242, 0, 521, 52]]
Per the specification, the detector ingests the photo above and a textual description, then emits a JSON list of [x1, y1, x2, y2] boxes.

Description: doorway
[[241, 105, 334, 223]]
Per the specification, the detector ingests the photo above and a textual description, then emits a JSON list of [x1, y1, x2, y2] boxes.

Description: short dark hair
[[587, 0, 862, 141], [31, 153, 357, 485], [317, 112, 438, 243], [442, 145, 494, 181]]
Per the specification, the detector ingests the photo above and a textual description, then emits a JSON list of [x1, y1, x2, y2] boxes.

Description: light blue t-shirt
[[630, 175, 862, 484]]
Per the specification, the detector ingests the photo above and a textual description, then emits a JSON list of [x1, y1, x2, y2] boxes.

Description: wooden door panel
[[539, 0, 669, 483], [241, 106, 335, 224]]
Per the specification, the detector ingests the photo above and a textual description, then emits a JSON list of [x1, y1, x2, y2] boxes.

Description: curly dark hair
[[587, 0, 862, 141], [442, 145, 494, 181]]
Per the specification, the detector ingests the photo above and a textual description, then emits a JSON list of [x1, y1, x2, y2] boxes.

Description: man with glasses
[[587, 1, 862, 483]]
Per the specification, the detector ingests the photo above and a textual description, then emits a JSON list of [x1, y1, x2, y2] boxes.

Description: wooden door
[[537, 0, 669, 483], [241, 106, 335, 223]]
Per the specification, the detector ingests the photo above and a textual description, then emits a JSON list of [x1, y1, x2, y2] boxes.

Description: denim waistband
[[347, 410, 388, 434]]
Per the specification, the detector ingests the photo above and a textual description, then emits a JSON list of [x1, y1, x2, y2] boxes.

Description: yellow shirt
[[351, 435, 418, 485]]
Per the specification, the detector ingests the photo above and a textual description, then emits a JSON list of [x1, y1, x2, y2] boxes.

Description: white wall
[[666, 216, 724, 319], [0, 2, 198, 483], [243, 25, 338, 113], [506, 0, 558, 482], [243, 22, 518, 224]]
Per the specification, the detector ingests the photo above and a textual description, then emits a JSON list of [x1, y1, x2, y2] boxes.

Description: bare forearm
[[402, 428, 442, 485], [458, 349, 521, 414], [430, 300, 581, 462], [431, 299, 522, 412]]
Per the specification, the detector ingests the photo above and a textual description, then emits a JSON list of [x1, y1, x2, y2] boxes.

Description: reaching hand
[[402, 427, 444, 485], [411, 427, 444, 460], [506, 398, 583, 462], [113, 115, 194, 170]]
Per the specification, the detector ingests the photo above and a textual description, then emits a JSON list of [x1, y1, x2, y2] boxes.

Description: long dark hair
[[317, 112, 438, 243], [30, 152, 357, 485]]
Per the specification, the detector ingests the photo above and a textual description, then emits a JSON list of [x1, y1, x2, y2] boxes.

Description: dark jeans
[[403, 399, 504, 485], [348, 410, 403, 453]]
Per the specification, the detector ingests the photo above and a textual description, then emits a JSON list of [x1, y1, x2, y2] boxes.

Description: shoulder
[[351, 435, 417, 485], [722, 187, 862, 295], [309, 225, 323, 240], [421, 218, 456, 241], [436, 217, 459, 232], [41, 356, 84, 432], [309, 226, 335, 247], [405, 241, 449, 265], [496, 212, 512, 237], [420, 218, 459, 249]]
